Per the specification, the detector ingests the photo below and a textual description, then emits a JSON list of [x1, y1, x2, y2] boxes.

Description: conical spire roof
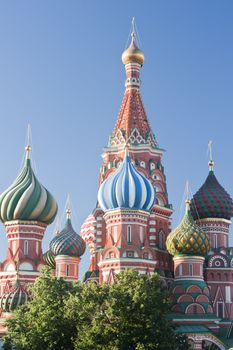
[[108, 23, 158, 149]]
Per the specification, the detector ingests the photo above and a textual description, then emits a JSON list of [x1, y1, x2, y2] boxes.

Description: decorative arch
[[103, 247, 119, 260], [156, 194, 166, 207], [188, 335, 226, 350], [185, 303, 205, 314], [186, 285, 202, 294], [177, 294, 194, 303], [173, 285, 185, 294], [4, 263, 15, 272], [208, 255, 228, 268], [196, 294, 210, 303], [19, 262, 33, 271]]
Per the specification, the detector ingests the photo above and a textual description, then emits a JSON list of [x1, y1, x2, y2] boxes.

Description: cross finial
[[66, 208, 71, 219], [65, 193, 72, 220], [208, 140, 214, 171], [131, 17, 135, 38], [185, 180, 191, 213], [25, 124, 32, 160]]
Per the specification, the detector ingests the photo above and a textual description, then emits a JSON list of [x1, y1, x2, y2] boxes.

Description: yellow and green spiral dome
[[166, 201, 210, 257], [0, 146, 58, 224]]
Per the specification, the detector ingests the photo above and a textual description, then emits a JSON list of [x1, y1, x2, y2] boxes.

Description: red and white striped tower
[[97, 148, 156, 283]]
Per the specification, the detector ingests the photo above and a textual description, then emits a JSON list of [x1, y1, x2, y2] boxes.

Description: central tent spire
[[108, 20, 157, 149]]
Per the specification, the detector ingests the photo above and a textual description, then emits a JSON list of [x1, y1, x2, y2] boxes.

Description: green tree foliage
[[4, 269, 190, 350], [4, 268, 78, 350]]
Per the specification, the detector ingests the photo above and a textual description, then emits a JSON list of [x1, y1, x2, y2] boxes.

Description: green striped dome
[[43, 249, 55, 269], [0, 281, 29, 312], [0, 147, 58, 224], [166, 202, 210, 257]]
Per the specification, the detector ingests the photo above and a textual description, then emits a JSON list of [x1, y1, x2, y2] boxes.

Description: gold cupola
[[122, 25, 144, 66]]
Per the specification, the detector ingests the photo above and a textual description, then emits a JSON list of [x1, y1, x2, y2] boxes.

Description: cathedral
[[0, 27, 232, 350]]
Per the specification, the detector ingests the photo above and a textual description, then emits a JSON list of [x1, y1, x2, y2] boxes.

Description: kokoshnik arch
[[0, 25, 232, 350]]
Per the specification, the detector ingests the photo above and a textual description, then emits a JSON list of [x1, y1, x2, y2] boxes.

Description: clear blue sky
[[0, 1, 232, 277]]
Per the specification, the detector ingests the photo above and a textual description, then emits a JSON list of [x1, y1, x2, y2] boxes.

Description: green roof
[[175, 325, 211, 334], [168, 312, 219, 320]]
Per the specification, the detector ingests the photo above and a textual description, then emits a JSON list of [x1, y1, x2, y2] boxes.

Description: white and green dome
[[0, 146, 58, 225]]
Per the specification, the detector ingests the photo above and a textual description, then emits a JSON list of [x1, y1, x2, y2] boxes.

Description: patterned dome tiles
[[166, 208, 210, 257], [191, 171, 233, 220], [50, 217, 86, 258]]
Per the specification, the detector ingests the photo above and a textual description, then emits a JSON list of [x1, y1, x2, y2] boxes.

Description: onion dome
[[43, 249, 55, 269], [0, 281, 29, 312], [50, 209, 86, 257], [190, 159, 233, 220], [0, 145, 58, 224], [122, 32, 144, 66], [166, 200, 210, 257], [98, 150, 155, 212]]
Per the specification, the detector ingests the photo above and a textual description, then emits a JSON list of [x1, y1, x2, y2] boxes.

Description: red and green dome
[[166, 201, 210, 257], [50, 209, 86, 258], [190, 164, 233, 220], [0, 281, 29, 312], [43, 249, 55, 269]]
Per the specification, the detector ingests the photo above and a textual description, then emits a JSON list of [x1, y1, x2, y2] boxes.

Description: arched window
[[127, 226, 132, 243], [150, 162, 155, 170], [12, 241, 16, 255], [213, 234, 217, 249], [66, 265, 69, 276], [113, 226, 118, 244], [139, 226, 143, 244], [36, 241, 39, 255], [224, 235, 227, 247], [189, 264, 193, 276], [159, 231, 164, 249], [217, 302, 224, 318], [24, 240, 28, 256]]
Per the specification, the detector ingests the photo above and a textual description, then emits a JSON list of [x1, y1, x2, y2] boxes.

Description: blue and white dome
[[98, 153, 155, 211]]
